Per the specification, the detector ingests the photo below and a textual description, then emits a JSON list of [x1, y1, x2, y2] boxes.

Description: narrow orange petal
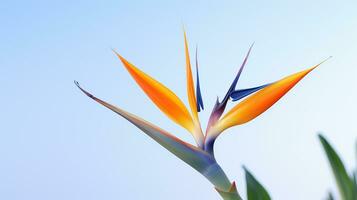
[[114, 52, 198, 138], [216, 63, 323, 133], [183, 31, 199, 121]]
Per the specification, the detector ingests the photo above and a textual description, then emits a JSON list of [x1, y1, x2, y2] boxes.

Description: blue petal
[[195, 47, 204, 112], [230, 83, 271, 101]]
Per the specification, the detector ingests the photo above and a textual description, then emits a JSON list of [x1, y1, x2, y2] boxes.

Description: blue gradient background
[[1, 0, 357, 199]]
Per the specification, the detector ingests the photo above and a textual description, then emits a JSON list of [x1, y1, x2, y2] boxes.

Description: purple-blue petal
[[207, 44, 254, 124], [219, 43, 253, 106], [196, 47, 204, 112], [230, 83, 271, 101]]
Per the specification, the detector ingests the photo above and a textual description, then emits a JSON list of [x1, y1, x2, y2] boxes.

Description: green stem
[[201, 128, 242, 199], [201, 162, 242, 200]]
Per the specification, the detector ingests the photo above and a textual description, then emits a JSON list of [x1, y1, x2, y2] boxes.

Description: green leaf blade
[[75, 81, 215, 172], [243, 167, 271, 200], [319, 134, 355, 200]]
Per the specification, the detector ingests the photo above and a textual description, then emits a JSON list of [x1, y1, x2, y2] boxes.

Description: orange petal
[[216, 63, 322, 133], [114, 51, 199, 140], [183, 31, 199, 121]]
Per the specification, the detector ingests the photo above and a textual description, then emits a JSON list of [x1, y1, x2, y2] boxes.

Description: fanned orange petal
[[113, 51, 198, 140], [215, 62, 324, 133]]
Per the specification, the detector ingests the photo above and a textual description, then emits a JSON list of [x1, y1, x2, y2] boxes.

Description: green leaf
[[353, 171, 357, 192], [243, 166, 271, 200], [75, 81, 215, 172], [318, 134, 356, 200], [354, 140, 357, 192]]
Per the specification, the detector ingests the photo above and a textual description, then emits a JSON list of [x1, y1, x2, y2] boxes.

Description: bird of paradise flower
[[75, 31, 329, 200]]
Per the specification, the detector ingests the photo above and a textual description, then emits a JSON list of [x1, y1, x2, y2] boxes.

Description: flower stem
[[201, 162, 242, 200]]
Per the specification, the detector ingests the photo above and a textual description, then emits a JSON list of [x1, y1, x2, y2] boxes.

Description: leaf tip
[[74, 81, 95, 99]]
